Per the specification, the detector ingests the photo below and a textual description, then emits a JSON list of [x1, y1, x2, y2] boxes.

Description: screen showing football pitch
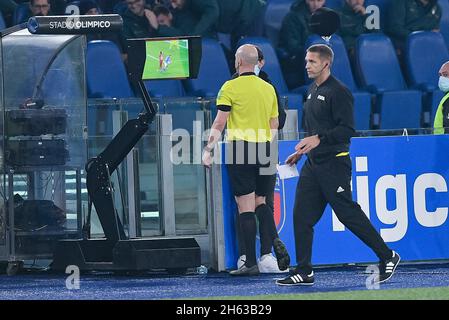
[[142, 39, 190, 80]]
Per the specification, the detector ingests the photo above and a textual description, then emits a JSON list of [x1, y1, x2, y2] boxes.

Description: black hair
[[31, 0, 49, 5], [153, 4, 170, 16], [254, 45, 264, 62]]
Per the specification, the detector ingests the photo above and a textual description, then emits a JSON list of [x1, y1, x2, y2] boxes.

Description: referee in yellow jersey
[[202, 44, 279, 276]]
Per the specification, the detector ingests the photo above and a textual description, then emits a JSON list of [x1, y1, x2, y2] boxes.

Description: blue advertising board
[[222, 135, 449, 269]]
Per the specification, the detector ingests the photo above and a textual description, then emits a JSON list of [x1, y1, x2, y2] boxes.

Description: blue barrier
[[222, 135, 449, 269]]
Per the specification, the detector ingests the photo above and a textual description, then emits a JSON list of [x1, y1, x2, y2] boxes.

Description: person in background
[[149, 0, 218, 38], [14, 0, 51, 24], [434, 61, 449, 134], [278, 0, 326, 89], [79, 0, 100, 15], [153, 4, 173, 27], [216, 0, 267, 49], [0, 0, 18, 27], [120, 0, 158, 56], [338, 0, 374, 62], [386, 0, 441, 56], [50, 0, 67, 15], [79, 0, 126, 60]]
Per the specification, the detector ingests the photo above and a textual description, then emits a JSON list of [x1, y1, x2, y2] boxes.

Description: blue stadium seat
[[144, 80, 185, 98], [356, 33, 423, 129], [237, 37, 303, 126], [183, 38, 231, 98], [13, 2, 30, 25], [264, 0, 293, 46], [439, 0, 449, 49], [86, 40, 135, 137], [305, 34, 372, 130], [237, 37, 294, 93], [86, 40, 134, 98], [406, 31, 449, 124]]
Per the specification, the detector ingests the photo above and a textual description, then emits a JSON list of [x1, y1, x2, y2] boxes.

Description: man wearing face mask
[[202, 45, 280, 276], [277, 44, 400, 286], [434, 61, 449, 134], [231, 46, 289, 273]]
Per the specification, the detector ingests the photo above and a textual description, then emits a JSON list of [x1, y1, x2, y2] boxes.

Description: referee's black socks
[[256, 204, 278, 256], [239, 212, 257, 267]]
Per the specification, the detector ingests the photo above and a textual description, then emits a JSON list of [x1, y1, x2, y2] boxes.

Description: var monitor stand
[[51, 78, 201, 273]]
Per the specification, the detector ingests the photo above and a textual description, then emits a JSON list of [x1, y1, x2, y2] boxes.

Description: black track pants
[[293, 156, 392, 274]]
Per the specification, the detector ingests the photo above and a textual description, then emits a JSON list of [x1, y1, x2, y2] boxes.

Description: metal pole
[[8, 170, 15, 260], [127, 148, 142, 238], [76, 169, 83, 235], [157, 114, 176, 236]]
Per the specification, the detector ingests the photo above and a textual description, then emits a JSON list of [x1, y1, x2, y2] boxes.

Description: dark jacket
[[121, 8, 157, 51], [216, 0, 266, 34], [231, 70, 287, 130], [50, 0, 67, 15], [164, 0, 218, 38], [279, 0, 312, 57], [443, 99, 449, 134], [303, 75, 355, 162], [338, 2, 371, 51], [387, 0, 441, 44]]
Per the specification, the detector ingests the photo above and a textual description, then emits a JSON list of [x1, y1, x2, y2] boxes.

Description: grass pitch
[[210, 286, 449, 300], [143, 39, 190, 80]]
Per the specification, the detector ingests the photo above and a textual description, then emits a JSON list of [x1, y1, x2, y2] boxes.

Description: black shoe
[[378, 251, 400, 283], [229, 264, 260, 276], [273, 238, 290, 271], [276, 271, 314, 286]]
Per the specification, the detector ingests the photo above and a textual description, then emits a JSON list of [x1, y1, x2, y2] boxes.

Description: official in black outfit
[[276, 44, 400, 286]]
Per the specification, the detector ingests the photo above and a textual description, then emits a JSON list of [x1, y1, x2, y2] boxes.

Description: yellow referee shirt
[[216, 74, 278, 143]]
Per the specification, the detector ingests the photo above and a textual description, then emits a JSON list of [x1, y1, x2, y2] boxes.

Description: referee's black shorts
[[225, 141, 276, 197]]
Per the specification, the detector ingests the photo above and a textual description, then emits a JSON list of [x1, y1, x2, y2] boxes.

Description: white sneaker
[[237, 255, 246, 269], [258, 254, 288, 274]]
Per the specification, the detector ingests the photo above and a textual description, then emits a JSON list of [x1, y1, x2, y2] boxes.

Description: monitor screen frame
[[127, 36, 202, 82]]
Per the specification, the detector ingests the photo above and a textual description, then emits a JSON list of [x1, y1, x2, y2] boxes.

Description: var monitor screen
[[127, 36, 202, 82]]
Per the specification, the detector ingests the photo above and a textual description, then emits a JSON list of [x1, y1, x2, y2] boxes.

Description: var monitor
[[127, 36, 202, 82]]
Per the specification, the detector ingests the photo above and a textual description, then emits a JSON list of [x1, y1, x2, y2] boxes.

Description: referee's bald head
[[235, 44, 259, 67], [440, 61, 449, 74]]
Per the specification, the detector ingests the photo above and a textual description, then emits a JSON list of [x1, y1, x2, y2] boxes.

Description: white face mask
[[254, 64, 261, 76], [439, 76, 449, 92]]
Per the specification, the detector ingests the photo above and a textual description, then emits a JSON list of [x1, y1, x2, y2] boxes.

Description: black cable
[[31, 36, 82, 102]]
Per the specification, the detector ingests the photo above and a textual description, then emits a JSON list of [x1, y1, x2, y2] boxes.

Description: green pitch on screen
[[143, 39, 190, 80]]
